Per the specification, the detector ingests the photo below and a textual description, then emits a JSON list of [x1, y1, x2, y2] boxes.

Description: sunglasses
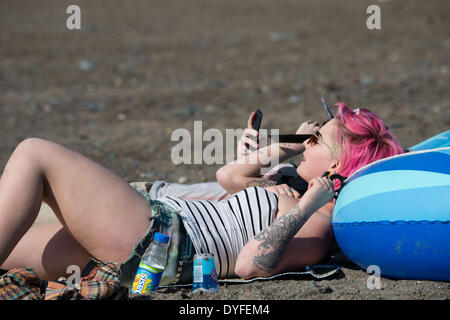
[[306, 133, 320, 145], [321, 97, 334, 119]]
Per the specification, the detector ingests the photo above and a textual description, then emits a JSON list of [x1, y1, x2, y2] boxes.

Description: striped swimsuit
[[158, 186, 279, 278]]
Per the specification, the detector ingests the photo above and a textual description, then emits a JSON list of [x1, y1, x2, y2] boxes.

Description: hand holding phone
[[248, 109, 262, 150], [238, 110, 263, 158]]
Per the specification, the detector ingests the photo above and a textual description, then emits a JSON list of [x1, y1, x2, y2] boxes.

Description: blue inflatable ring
[[332, 147, 450, 281]]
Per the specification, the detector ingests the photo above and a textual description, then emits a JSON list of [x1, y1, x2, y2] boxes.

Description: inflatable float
[[408, 130, 450, 152], [332, 146, 450, 281]]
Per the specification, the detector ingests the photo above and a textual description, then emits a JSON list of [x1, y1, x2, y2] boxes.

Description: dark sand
[[1, 0, 449, 300]]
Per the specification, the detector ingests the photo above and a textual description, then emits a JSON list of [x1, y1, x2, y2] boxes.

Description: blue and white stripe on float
[[333, 147, 450, 225]]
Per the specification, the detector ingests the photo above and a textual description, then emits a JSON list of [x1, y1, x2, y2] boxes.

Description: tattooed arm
[[234, 176, 335, 279], [251, 202, 310, 273]]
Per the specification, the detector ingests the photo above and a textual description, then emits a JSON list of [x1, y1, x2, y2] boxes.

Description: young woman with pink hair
[[217, 103, 404, 278], [0, 103, 403, 285]]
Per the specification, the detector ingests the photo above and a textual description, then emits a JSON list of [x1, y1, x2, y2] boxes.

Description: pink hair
[[333, 102, 404, 179]]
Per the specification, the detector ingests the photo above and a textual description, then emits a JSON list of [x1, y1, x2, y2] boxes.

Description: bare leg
[[0, 138, 151, 273], [1, 221, 91, 280]]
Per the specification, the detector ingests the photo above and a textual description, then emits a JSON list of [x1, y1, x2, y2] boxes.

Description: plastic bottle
[[131, 232, 170, 294]]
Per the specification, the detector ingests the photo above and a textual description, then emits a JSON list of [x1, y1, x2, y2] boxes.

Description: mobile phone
[[252, 109, 263, 131], [248, 109, 263, 150]]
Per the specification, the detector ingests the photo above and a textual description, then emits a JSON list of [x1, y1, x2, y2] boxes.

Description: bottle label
[[131, 262, 164, 294], [193, 265, 203, 283]]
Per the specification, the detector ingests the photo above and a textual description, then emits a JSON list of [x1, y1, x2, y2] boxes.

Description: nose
[[303, 139, 310, 150]]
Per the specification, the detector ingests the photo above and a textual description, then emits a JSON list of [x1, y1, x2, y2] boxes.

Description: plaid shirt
[[0, 259, 127, 300]]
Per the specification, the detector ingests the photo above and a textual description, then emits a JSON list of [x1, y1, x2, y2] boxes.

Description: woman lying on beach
[[0, 102, 403, 286]]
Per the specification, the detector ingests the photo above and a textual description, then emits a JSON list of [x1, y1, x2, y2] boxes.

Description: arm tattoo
[[245, 179, 276, 188], [252, 203, 310, 273]]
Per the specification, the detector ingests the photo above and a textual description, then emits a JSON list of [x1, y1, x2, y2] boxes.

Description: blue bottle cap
[[153, 232, 170, 244]]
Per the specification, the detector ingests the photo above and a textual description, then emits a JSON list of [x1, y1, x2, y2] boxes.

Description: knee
[[15, 137, 47, 152], [13, 137, 51, 161]]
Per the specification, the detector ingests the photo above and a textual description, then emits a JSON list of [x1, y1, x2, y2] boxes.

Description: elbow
[[234, 254, 272, 280], [234, 259, 255, 280], [216, 166, 228, 187], [234, 250, 255, 279], [216, 166, 240, 195]]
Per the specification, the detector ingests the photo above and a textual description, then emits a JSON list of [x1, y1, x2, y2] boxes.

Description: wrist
[[297, 197, 318, 218]]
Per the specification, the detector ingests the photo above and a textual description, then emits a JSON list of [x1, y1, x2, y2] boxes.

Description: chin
[[296, 166, 310, 182]]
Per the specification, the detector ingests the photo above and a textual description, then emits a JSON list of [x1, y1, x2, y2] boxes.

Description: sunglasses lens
[[307, 135, 318, 144]]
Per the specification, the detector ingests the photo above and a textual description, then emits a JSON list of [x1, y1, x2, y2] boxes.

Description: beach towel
[[0, 258, 127, 300]]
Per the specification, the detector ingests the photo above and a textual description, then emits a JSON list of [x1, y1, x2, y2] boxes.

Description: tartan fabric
[[0, 258, 128, 300], [45, 258, 126, 300], [0, 267, 43, 300]]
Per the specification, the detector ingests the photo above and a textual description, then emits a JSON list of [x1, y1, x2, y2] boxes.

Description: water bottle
[[131, 232, 170, 294]]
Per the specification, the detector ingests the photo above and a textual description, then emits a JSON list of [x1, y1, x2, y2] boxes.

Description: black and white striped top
[[158, 186, 279, 278]]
